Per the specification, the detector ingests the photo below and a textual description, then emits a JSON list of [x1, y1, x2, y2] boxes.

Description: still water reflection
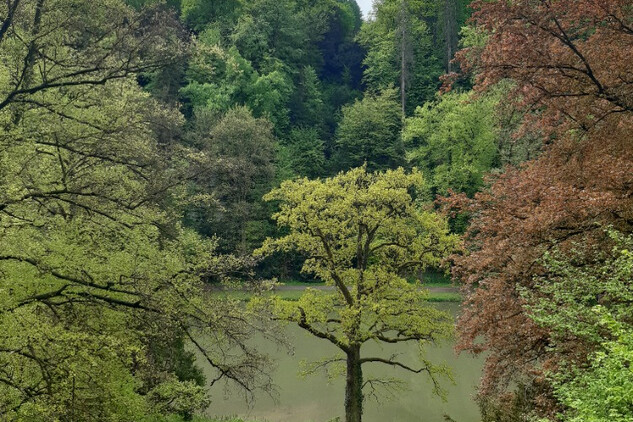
[[203, 303, 482, 422]]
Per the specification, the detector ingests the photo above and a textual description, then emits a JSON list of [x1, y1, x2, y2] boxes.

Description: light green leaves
[[256, 166, 457, 389], [404, 90, 499, 197]]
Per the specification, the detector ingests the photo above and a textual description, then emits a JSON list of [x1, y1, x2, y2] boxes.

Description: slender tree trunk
[[399, 0, 408, 116], [400, 28, 406, 116], [344, 345, 363, 422], [444, 0, 457, 73]]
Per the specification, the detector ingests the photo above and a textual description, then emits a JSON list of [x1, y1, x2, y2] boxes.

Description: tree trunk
[[344, 345, 363, 422], [400, 26, 406, 116], [399, 0, 408, 116], [444, 0, 457, 73]]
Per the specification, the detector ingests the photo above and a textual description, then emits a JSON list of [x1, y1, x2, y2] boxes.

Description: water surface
[[203, 303, 482, 422]]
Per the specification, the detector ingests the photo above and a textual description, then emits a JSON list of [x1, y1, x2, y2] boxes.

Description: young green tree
[[255, 166, 458, 422], [404, 90, 500, 198], [334, 89, 405, 172]]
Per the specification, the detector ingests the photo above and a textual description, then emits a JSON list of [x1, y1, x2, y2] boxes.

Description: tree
[[279, 127, 326, 179], [359, 0, 438, 114], [459, 0, 633, 119], [448, 0, 633, 418], [185, 106, 276, 254], [255, 166, 458, 422], [358, 0, 471, 114], [404, 89, 500, 198], [181, 28, 294, 133], [289, 66, 326, 132], [334, 89, 405, 172], [231, 0, 315, 74], [0, 1, 274, 418], [0, 0, 186, 113], [0, 77, 274, 420], [315, 0, 364, 89], [180, 0, 242, 32]]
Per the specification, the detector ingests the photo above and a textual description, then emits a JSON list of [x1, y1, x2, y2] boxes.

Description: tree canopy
[[334, 89, 405, 172], [404, 89, 499, 197], [0, 1, 275, 419], [255, 166, 458, 422]]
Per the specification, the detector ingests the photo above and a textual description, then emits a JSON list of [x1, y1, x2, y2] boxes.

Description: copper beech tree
[[447, 0, 633, 419]]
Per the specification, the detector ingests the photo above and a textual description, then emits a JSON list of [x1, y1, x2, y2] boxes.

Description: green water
[[202, 303, 482, 422]]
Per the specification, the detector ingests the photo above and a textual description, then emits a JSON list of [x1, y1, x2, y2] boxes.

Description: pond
[[201, 303, 483, 422]]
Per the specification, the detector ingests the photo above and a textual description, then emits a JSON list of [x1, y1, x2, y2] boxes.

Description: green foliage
[[149, 416, 247, 422], [185, 106, 276, 254], [290, 66, 326, 132], [182, 36, 293, 131], [0, 75, 270, 416], [357, 15, 400, 93], [127, 0, 182, 10], [279, 128, 326, 179], [334, 89, 405, 172], [524, 233, 633, 422], [254, 166, 458, 419], [231, 0, 314, 73], [0, 78, 224, 417], [0, 1, 275, 419], [551, 311, 633, 422], [181, 0, 242, 32], [527, 233, 633, 352], [404, 90, 500, 197], [358, 0, 468, 113]]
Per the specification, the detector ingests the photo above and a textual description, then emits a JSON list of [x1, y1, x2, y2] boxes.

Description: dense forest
[[0, 0, 631, 421]]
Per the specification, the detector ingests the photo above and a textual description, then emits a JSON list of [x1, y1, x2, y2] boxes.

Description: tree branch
[[360, 356, 432, 374], [297, 307, 349, 352]]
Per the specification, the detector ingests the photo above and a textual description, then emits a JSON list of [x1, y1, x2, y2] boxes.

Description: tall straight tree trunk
[[344, 345, 363, 422], [400, 27, 406, 116], [444, 0, 457, 73], [399, 0, 408, 115]]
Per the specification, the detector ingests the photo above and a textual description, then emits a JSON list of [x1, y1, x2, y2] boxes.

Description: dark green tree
[[186, 107, 277, 254], [181, 0, 242, 32], [334, 89, 405, 172], [279, 127, 327, 179]]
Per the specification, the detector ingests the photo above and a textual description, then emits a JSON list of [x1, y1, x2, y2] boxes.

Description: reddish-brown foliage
[[451, 0, 633, 417], [461, 0, 633, 126]]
